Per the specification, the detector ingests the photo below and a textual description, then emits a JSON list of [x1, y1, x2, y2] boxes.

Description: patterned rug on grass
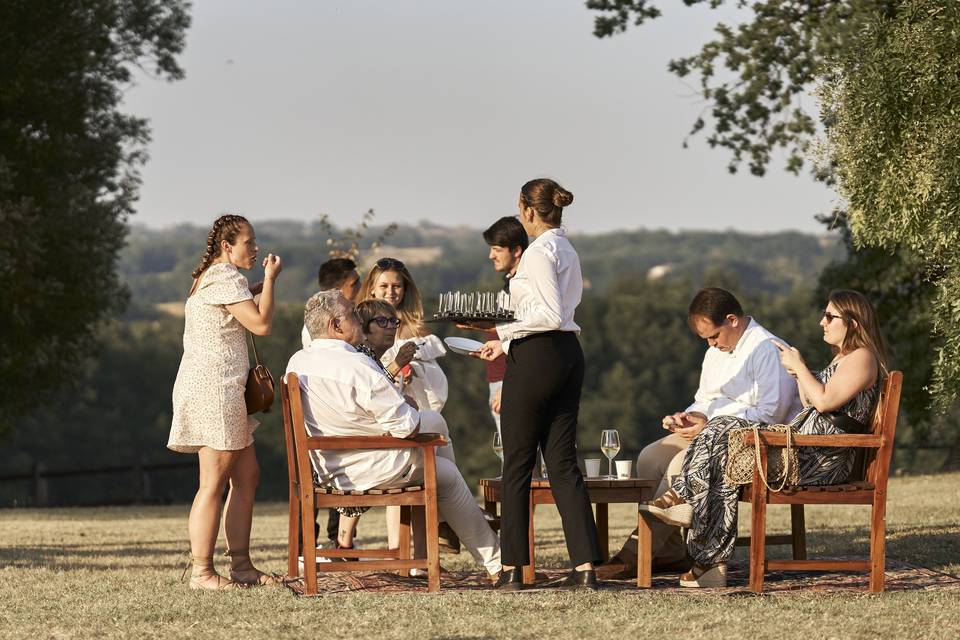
[[284, 560, 960, 596]]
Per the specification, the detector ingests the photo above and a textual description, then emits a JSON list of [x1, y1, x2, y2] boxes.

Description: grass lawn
[[0, 472, 958, 639]]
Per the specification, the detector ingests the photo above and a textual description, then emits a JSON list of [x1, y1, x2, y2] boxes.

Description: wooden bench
[[280, 373, 445, 594], [637, 371, 903, 592]]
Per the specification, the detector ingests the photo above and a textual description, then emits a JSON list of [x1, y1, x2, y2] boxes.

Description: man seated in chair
[[285, 290, 502, 581], [599, 287, 803, 578]]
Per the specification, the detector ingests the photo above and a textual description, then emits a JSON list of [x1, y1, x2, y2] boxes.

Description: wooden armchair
[[737, 371, 903, 592], [280, 373, 444, 594], [637, 371, 903, 592]]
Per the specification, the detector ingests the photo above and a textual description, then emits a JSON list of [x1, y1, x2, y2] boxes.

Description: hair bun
[[552, 187, 573, 208]]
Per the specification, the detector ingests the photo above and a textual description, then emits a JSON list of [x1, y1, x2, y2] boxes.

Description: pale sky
[[122, 0, 837, 235]]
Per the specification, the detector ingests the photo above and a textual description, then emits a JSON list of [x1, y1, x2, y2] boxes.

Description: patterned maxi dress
[[167, 263, 258, 453], [671, 361, 880, 566]]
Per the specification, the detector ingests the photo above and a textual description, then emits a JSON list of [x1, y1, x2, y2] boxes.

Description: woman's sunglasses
[[376, 257, 406, 271], [369, 315, 401, 329], [823, 311, 843, 323]]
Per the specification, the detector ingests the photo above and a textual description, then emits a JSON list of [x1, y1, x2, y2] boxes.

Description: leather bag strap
[[247, 331, 262, 366]]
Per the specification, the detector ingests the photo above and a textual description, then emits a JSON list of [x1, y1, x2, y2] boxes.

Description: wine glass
[[492, 431, 504, 479], [600, 429, 620, 479]]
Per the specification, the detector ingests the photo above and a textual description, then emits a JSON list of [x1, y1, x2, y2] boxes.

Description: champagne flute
[[492, 430, 504, 479], [600, 429, 620, 479]]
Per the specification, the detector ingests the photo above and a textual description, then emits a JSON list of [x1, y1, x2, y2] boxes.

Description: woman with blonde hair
[[355, 258, 448, 412], [355, 259, 455, 554], [168, 214, 282, 590], [641, 289, 887, 588]]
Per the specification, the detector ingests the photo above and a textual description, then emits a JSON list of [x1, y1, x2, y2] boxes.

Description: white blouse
[[496, 227, 582, 351], [381, 334, 449, 413]]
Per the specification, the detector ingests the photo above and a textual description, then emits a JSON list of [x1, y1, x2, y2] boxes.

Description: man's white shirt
[[686, 318, 803, 424], [285, 339, 419, 491]]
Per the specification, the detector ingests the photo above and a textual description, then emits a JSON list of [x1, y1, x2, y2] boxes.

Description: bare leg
[[188, 447, 242, 589], [222, 446, 275, 584], [338, 515, 360, 547], [386, 505, 401, 549], [224, 445, 259, 554]]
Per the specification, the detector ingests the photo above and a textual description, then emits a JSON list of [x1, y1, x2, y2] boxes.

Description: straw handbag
[[724, 424, 800, 492]]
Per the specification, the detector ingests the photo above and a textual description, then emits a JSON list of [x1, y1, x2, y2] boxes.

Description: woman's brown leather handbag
[[245, 333, 275, 414]]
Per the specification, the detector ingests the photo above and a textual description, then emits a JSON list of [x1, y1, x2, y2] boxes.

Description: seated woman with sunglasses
[[356, 257, 449, 414], [332, 299, 459, 564], [641, 290, 887, 588]]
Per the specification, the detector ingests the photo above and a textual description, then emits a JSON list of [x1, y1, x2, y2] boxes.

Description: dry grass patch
[[0, 473, 957, 639]]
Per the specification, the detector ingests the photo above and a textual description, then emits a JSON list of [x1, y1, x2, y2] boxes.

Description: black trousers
[[499, 331, 601, 567]]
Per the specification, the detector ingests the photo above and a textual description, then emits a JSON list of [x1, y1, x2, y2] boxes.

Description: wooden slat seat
[[280, 373, 445, 594]]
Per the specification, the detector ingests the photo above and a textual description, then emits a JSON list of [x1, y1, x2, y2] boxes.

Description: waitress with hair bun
[[476, 178, 601, 591]]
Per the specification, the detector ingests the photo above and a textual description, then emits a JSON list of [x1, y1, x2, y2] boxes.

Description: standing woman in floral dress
[[168, 214, 283, 590]]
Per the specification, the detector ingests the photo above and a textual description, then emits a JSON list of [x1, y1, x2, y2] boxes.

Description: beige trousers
[[613, 432, 689, 566]]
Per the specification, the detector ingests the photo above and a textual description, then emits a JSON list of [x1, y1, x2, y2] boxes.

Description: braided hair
[[188, 214, 250, 295]]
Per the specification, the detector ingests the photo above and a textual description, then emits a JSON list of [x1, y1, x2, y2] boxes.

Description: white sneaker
[[297, 548, 332, 571]]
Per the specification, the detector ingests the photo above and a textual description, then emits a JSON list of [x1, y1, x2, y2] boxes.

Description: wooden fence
[[0, 460, 198, 507]]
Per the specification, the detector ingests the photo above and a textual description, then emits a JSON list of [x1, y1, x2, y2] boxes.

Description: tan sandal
[[226, 548, 282, 587], [638, 488, 693, 527], [183, 555, 235, 591], [679, 563, 727, 588]]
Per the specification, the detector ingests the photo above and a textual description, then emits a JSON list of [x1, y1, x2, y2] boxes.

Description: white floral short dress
[[168, 263, 259, 453]]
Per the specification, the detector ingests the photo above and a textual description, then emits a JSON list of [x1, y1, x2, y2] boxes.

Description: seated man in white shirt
[[285, 290, 501, 580], [600, 287, 803, 578]]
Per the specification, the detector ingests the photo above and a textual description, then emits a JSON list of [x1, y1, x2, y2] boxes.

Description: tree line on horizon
[[2, 224, 956, 506]]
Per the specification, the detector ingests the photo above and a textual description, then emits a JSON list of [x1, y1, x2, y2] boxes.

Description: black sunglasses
[[369, 315, 401, 329], [823, 311, 843, 323], [376, 257, 406, 271]]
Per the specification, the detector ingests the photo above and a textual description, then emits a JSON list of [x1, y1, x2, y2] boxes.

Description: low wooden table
[[480, 477, 656, 584]]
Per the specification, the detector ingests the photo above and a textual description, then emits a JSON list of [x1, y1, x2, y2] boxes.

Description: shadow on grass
[[0, 539, 291, 571], [735, 524, 960, 574]]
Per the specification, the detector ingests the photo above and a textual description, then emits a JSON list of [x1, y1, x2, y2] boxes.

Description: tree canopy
[[0, 1, 190, 432], [587, 0, 960, 416], [587, 0, 896, 176], [817, 0, 960, 410]]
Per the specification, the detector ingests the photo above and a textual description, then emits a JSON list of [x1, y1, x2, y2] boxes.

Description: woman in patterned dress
[[168, 214, 283, 590], [641, 290, 887, 587]]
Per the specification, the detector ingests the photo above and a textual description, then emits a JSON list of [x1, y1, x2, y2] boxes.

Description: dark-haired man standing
[[600, 287, 802, 578], [479, 217, 528, 431]]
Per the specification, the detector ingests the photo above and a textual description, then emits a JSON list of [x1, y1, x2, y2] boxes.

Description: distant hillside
[[120, 220, 844, 316]]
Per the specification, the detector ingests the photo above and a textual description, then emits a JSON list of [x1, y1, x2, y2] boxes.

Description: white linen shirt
[[686, 318, 803, 424], [285, 339, 420, 491], [496, 227, 582, 351]]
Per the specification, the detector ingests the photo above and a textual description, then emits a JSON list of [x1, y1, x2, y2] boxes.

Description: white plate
[[444, 336, 484, 356]]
